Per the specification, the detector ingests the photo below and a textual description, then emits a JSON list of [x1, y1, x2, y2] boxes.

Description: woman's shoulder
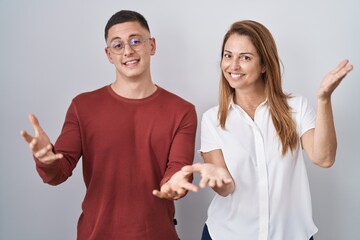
[[287, 94, 314, 117], [202, 105, 219, 120], [287, 94, 310, 108]]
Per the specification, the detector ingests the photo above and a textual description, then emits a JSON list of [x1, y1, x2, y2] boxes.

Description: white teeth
[[125, 60, 138, 65], [231, 73, 242, 78]]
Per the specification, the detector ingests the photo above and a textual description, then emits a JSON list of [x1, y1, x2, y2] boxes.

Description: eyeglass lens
[[109, 35, 145, 54]]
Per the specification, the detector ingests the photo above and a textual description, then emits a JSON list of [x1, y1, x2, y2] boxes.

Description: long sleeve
[[35, 101, 82, 185], [160, 105, 197, 186]]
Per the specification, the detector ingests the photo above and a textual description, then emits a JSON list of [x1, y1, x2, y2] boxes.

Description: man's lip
[[123, 59, 139, 65]]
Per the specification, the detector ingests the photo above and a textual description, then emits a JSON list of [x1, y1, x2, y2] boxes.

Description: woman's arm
[[182, 149, 235, 197], [302, 60, 353, 168]]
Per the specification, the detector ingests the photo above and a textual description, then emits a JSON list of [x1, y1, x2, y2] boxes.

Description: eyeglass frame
[[106, 34, 153, 55]]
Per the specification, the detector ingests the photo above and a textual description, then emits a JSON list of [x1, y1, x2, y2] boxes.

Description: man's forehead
[[107, 22, 149, 41]]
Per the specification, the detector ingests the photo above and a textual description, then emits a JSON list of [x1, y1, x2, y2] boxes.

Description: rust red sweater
[[34, 85, 197, 240]]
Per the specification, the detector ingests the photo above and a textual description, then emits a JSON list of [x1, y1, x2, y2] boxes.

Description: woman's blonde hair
[[218, 20, 298, 156]]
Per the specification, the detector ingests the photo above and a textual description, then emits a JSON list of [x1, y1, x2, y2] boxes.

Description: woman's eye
[[241, 55, 251, 61]]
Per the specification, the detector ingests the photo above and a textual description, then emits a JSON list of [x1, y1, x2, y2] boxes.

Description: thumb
[[152, 189, 168, 199], [182, 162, 203, 173]]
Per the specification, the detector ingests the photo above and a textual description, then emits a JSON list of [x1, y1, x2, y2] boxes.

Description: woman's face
[[221, 34, 265, 91]]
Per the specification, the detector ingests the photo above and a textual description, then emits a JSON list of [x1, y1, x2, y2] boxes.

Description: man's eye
[[112, 42, 124, 49], [130, 38, 141, 46]]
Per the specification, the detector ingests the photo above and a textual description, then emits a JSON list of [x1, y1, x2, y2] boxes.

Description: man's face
[[105, 21, 156, 80]]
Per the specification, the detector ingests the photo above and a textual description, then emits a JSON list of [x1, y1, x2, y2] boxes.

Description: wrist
[[317, 96, 332, 105]]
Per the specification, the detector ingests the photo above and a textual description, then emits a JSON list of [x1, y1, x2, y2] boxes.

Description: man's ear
[[105, 47, 114, 64], [149, 37, 156, 56]]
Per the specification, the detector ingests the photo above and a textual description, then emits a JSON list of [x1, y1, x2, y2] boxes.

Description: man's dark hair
[[104, 10, 150, 40]]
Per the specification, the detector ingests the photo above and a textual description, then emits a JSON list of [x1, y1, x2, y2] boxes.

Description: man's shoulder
[[73, 85, 109, 102], [158, 87, 195, 109]]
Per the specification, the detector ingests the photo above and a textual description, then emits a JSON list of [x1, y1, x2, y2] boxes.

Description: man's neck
[[111, 78, 157, 99]]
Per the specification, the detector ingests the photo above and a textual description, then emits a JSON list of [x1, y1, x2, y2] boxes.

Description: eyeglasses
[[107, 35, 151, 55]]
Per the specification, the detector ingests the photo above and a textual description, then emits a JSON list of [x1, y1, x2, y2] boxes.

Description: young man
[[21, 10, 197, 240]]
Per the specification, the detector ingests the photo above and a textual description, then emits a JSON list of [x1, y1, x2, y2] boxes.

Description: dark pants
[[201, 224, 314, 240], [201, 224, 212, 240]]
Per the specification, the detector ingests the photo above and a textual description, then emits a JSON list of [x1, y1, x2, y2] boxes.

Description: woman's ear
[[261, 65, 266, 73]]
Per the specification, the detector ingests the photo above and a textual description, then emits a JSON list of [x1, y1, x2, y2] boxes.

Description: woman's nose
[[230, 59, 241, 70]]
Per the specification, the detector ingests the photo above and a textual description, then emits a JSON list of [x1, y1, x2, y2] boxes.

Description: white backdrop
[[1, 0, 359, 239]]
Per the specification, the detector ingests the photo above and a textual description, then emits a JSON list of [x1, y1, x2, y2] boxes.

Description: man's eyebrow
[[109, 36, 121, 42], [109, 34, 142, 43]]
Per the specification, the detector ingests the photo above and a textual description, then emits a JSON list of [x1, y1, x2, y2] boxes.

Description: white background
[[0, 0, 359, 239]]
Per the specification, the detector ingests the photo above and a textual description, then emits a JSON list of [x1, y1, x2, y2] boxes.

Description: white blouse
[[200, 96, 318, 240]]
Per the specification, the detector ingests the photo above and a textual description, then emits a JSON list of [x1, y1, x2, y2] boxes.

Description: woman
[[183, 20, 353, 240]]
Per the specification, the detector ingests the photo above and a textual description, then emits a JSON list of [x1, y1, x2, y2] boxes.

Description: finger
[[20, 130, 34, 143], [345, 63, 353, 72], [180, 182, 199, 192], [216, 179, 224, 188], [34, 144, 53, 158], [152, 190, 174, 200], [182, 163, 203, 173], [175, 188, 186, 197], [178, 169, 192, 178], [199, 176, 209, 188], [160, 184, 171, 194], [167, 191, 181, 200], [181, 165, 195, 172], [331, 59, 349, 74], [337, 64, 353, 80], [152, 190, 167, 199], [223, 178, 233, 184], [29, 138, 38, 151], [30, 142, 59, 159], [28, 114, 44, 136], [332, 60, 353, 82], [173, 195, 181, 200], [34, 144, 63, 161], [42, 153, 63, 163], [208, 179, 216, 188]]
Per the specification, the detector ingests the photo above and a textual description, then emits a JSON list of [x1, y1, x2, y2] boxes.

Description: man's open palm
[[20, 114, 62, 164]]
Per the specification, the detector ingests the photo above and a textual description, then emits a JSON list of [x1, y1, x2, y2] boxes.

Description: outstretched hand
[[317, 59, 353, 100], [152, 169, 197, 200], [182, 163, 233, 189], [20, 114, 63, 164]]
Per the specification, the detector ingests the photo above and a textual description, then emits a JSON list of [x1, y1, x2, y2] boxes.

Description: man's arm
[[153, 106, 197, 200], [21, 101, 82, 185], [21, 114, 63, 164]]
